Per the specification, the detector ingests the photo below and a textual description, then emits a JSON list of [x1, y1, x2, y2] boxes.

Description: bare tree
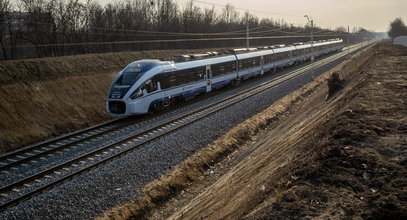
[[334, 26, 347, 34], [388, 18, 407, 39], [0, 0, 368, 60], [220, 3, 239, 27], [203, 6, 215, 32], [0, 0, 11, 60]]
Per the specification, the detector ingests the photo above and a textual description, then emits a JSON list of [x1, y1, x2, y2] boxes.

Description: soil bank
[[98, 42, 406, 219]]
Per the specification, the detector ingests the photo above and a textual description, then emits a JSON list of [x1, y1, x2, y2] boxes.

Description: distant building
[[393, 36, 407, 47]]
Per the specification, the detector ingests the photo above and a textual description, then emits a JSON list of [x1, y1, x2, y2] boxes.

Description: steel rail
[[0, 119, 135, 171], [0, 99, 201, 171], [0, 118, 126, 162]]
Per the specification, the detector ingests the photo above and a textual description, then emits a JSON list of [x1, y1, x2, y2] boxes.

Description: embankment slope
[[0, 48, 226, 154], [164, 43, 407, 219], [97, 43, 406, 219]]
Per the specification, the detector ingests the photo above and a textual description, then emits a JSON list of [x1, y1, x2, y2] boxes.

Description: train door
[[205, 65, 212, 92], [234, 55, 241, 81], [260, 56, 264, 75], [289, 50, 293, 65]]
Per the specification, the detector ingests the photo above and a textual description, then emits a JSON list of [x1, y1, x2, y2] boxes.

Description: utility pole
[[246, 12, 249, 48], [347, 26, 350, 55], [304, 15, 314, 78]]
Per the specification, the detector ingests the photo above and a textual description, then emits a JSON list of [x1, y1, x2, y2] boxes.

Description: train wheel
[[230, 79, 240, 87], [151, 102, 162, 112]]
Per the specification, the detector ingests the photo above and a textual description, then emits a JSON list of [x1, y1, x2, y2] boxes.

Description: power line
[[17, 20, 274, 36], [87, 26, 266, 36], [7, 2, 337, 36], [11, 21, 327, 37], [6, 34, 339, 49], [192, 0, 336, 30], [84, 27, 295, 37], [192, 0, 301, 18]]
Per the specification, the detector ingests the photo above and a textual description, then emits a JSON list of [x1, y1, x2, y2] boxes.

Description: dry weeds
[[96, 44, 376, 219], [0, 47, 229, 153]]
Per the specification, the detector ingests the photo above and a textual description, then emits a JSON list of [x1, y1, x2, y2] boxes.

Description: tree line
[[388, 18, 407, 39], [0, 0, 375, 60]]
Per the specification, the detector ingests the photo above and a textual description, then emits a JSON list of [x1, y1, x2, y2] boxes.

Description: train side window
[[137, 85, 146, 97], [244, 59, 250, 69], [132, 88, 143, 99], [145, 79, 157, 93], [197, 69, 204, 79], [185, 70, 196, 83], [227, 62, 233, 72], [265, 55, 270, 63], [220, 65, 225, 73], [156, 73, 171, 89]]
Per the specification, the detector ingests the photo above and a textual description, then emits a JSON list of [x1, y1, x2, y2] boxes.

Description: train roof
[[237, 38, 342, 59], [138, 38, 344, 72], [171, 55, 236, 70]]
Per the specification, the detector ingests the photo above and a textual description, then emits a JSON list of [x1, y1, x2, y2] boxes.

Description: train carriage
[[107, 38, 344, 116]]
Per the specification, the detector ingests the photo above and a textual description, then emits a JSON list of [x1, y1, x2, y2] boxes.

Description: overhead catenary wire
[[17, 21, 295, 36], [73, 27, 302, 37], [10, 21, 337, 37], [6, 34, 340, 49], [1, 0, 369, 61], [11, 3, 339, 37], [192, 0, 302, 18], [88, 26, 266, 36], [192, 0, 336, 30], [87, 26, 336, 37]]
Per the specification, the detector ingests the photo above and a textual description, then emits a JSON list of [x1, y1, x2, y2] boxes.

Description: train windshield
[[116, 61, 158, 86]]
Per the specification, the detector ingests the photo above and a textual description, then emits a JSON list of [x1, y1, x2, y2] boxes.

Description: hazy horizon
[[94, 0, 406, 32]]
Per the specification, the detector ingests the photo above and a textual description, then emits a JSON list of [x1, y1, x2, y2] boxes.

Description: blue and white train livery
[[106, 38, 344, 116]]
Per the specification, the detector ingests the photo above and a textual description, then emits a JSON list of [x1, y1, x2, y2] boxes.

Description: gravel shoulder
[[96, 42, 405, 219]]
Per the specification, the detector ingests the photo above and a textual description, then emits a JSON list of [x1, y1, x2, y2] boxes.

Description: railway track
[[0, 42, 373, 211], [0, 118, 130, 171], [0, 93, 221, 175]]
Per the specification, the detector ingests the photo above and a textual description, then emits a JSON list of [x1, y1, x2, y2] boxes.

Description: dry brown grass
[[241, 43, 407, 220], [96, 45, 377, 220], [0, 47, 229, 154], [0, 73, 114, 153], [0, 48, 229, 85]]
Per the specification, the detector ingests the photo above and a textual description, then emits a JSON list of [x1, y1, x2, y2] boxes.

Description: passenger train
[[106, 38, 344, 116]]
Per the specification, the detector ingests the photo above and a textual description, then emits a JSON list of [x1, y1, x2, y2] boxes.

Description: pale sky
[[96, 0, 407, 32]]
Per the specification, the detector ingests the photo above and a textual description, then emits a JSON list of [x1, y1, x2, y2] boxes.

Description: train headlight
[[130, 89, 143, 100]]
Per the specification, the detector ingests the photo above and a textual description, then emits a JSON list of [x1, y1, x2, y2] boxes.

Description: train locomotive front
[[106, 60, 168, 116]]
